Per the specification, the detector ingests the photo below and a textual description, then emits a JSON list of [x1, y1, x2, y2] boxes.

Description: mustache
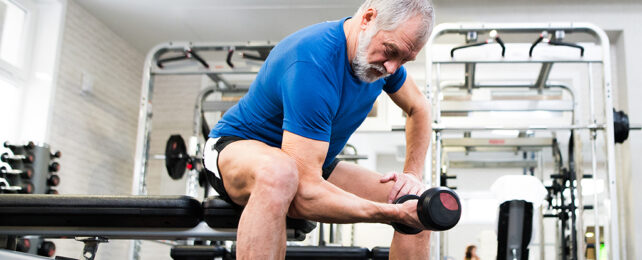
[[368, 63, 388, 77]]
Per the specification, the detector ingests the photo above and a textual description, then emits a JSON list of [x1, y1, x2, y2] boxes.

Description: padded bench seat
[[170, 245, 228, 260], [0, 195, 315, 241], [0, 194, 202, 228], [203, 197, 317, 235], [370, 247, 390, 260], [230, 246, 371, 260]]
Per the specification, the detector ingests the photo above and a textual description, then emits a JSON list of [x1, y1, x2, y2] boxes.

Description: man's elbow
[[287, 179, 321, 220], [408, 99, 431, 119]]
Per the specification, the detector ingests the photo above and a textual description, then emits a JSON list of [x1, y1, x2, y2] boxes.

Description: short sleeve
[[382, 65, 407, 94], [281, 61, 339, 142]]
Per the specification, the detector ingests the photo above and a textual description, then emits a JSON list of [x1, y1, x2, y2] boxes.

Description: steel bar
[[448, 159, 538, 168], [440, 100, 574, 112]]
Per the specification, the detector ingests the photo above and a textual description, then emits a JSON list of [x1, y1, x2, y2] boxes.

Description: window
[[0, 0, 30, 79], [0, 0, 31, 140]]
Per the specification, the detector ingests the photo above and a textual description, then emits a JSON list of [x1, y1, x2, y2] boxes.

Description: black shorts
[[204, 136, 340, 207]]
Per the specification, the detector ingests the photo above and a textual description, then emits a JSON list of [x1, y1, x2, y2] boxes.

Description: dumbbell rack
[[0, 141, 61, 257], [417, 23, 639, 260]]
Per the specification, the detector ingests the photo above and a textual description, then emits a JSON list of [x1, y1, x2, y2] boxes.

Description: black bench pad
[[371, 246, 390, 260], [170, 245, 228, 260], [0, 194, 202, 228], [202, 197, 316, 234], [230, 246, 371, 260]]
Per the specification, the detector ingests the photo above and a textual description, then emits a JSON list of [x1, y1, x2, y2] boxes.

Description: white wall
[[47, 0, 145, 258]]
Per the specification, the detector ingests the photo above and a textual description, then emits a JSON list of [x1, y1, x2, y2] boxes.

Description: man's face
[[353, 15, 424, 83]]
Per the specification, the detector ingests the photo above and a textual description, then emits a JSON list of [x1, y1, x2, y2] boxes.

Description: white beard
[[352, 26, 389, 83]]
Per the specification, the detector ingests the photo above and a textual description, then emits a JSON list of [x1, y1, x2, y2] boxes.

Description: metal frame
[[131, 41, 274, 260], [0, 222, 304, 241], [133, 41, 273, 198], [424, 23, 621, 260]]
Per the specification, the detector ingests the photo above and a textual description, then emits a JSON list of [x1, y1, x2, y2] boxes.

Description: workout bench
[[0, 194, 316, 260]]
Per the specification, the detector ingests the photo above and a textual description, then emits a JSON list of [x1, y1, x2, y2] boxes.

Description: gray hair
[[354, 0, 435, 43]]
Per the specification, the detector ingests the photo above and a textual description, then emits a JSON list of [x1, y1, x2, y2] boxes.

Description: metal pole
[[538, 151, 546, 260], [594, 27, 622, 260], [575, 137, 586, 260], [434, 131, 442, 260], [129, 43, 167, 260], [588, 63, 601, 260], [434, 62, 442, 260]]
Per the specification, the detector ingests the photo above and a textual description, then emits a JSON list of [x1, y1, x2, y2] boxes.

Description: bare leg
[[216, 141, 421, 259], [217, 140, 299, 260], [327, 161, 431, 260]]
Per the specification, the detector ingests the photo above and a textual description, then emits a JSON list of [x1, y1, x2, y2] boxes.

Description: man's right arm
[[281, 130, 420, 226]]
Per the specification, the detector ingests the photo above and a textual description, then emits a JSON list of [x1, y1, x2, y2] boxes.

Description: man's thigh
[[216, 139, 291, 206], [326, 161, 394, 204]]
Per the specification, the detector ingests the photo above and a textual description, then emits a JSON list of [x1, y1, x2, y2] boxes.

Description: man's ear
[[359, 8, 377, 30]]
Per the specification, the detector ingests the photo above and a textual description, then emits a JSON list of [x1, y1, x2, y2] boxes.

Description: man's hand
[[380, 172, 425, 203]]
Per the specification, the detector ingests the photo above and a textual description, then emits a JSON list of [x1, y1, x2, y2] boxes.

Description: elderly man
[[203, 0, 435, 259]]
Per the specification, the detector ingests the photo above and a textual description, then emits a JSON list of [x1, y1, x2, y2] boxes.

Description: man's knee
[[254, 154, 299, 201]]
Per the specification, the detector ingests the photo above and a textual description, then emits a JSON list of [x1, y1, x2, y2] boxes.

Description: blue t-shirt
[[210, 17, 407, 168]]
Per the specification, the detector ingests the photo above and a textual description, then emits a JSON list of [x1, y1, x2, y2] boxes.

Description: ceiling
[[74, 0, 364, 53], [74, 0, 639, 54]]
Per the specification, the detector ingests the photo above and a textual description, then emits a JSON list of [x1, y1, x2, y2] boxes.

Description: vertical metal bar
[[433, 61, 442, 260], [595, 28, 622, 260], [434, 131, 442, 260], [464, 63, 475, 94], [535, 62, 554, 94], [538, 151, 546, 260], [129, 44, 165, 260], [588, 63, 601, 260]]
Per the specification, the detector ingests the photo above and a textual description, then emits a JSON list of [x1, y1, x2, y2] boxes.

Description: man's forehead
[[383, 34, 423, 57]]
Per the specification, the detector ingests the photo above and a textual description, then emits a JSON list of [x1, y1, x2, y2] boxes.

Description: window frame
[[0, 0, 35, 85]]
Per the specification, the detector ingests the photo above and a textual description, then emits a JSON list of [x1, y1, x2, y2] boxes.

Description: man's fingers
[[388, 180, 405, 203], [380, 172, 397, 183], [410, 186, 422, 196], [398, 184, 412, 199]]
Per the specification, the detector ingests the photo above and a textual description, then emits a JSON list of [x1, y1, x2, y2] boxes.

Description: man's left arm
[[380, 74, 432, 203]]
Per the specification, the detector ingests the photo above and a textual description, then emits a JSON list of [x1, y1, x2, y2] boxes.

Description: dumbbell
[[37, 241, 56, 257], [19, 182, 34, 194], [49, 162, 60, 172], [391, 187, 461, 234], [0, 166, 33, 179], [47, 174, 60, 186], [16, 238, 31, 252], [3, 141, 35, 150], [51, 150, 62, 159], [1, 153, 34, 163]]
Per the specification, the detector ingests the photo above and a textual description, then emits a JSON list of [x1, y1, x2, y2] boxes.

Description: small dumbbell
[[391, 187, 462, 234], [3, 141, 35, 150], [51, 150, 61, 159], [1, 153, 34, 163], [19, 182, 34, 194], [16, 238, 31, 252], [37, 241, 56, 257], [0, 166, 33, 179], [49, 162, 60, 172], [47, 174, 60, 187]]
